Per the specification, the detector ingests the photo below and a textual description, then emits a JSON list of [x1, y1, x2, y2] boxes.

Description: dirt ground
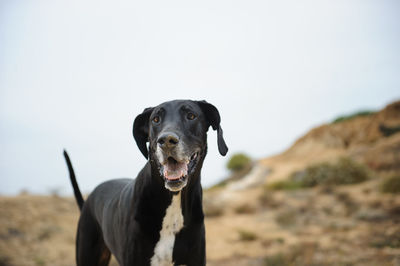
[[204, 179, 400, 266], [0, 177, 399, 266]]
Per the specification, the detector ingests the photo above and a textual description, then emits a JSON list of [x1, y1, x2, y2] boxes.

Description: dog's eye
[[152, 116, 160, 123], [187, 113, 196, 120]]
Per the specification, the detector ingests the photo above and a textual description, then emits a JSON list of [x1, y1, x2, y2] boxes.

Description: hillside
[[259, 100, 400, 186], [0, 101, 399, 266], [205, 100, 400, 265]]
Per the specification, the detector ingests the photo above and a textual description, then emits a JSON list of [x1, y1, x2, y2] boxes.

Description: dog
[[64, 100, 228, 266]]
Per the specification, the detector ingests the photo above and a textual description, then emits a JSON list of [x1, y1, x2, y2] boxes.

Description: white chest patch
[[151, 193, 184, 266]]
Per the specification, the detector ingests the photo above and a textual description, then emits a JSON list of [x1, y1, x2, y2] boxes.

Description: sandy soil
[[1, 179, 399, 266]]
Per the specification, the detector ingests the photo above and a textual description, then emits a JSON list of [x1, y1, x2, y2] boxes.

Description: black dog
[[64, 100, 228, 266]]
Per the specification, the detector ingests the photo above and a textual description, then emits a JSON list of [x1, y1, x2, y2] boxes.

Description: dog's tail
[[63, 150, 84, 211]]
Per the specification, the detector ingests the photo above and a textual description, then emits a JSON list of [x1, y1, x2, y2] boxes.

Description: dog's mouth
[[161, 152, 199, 192]]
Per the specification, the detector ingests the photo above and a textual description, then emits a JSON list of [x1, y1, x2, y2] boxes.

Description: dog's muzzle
[[159, 152, 199, 192], [163, 157, 188, 181], [156, 133, 199, 191]]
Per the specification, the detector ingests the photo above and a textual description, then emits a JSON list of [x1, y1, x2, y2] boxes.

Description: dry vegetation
[[205, 179, 400, 266], [0, 195, 78, 266], [204, 100, 400, 266], [1, 101, 399, 265], [1, 181, 399, 266]]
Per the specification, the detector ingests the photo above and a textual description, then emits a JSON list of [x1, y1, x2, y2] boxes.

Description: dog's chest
[[151, 193, 184, 266]]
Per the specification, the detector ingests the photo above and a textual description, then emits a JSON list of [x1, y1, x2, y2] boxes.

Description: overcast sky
[[1, 0, 399, 195]]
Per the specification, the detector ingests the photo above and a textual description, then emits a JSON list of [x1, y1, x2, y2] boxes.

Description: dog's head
[[133, 100, 228, 192]]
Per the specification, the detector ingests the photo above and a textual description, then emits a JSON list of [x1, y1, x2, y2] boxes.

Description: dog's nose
[[157, 133, 180, 149]]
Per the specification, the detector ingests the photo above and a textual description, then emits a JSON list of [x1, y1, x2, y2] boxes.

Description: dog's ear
[[133, 107, 154, 159], [196, 100, 228, 156]]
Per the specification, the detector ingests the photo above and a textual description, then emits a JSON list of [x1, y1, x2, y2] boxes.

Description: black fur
[[64, 150, 84, 210], [64, 100, 228, 266]]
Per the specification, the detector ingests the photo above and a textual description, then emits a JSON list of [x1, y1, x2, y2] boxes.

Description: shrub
[[226, 153, 251, 172], [290, 157, 370, 187], [266, 157, 371, 191], [264, 242, 318, 266], [370, 230, 400, 248], [234, 204, 256, 214], [34, 257, 46, 266], [258, 192, 281, 208], [204, 207, 223, 217], [264, 253, 286, 266], [380, 175, 400, 194], [379, 124, 400, 137], [275, 211, 297, 227], [334, 157, 371, 185], [332, 110, 375, 123], [237, 229, 257, 241]]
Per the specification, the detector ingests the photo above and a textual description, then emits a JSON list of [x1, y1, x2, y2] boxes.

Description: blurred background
[[0, 0, 399, 265]]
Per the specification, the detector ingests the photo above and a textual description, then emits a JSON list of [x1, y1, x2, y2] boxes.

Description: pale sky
[[1, 0, 399, 195]]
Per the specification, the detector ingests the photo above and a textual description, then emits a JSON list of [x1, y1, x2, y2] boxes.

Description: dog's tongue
[[163, 160, 188, 180]]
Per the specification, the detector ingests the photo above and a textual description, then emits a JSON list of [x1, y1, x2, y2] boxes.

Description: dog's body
[[64, 100, 228, 266]]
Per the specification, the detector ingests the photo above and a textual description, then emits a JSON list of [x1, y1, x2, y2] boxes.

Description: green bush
[[237, 229, 257, 241], [264, 253, 286, 266], [380, 175, 400, 194], [291, 157, 370, 187], [332, 110, 375, 123], [226, 153, 251, 172], [267, 157, 371, 191]]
